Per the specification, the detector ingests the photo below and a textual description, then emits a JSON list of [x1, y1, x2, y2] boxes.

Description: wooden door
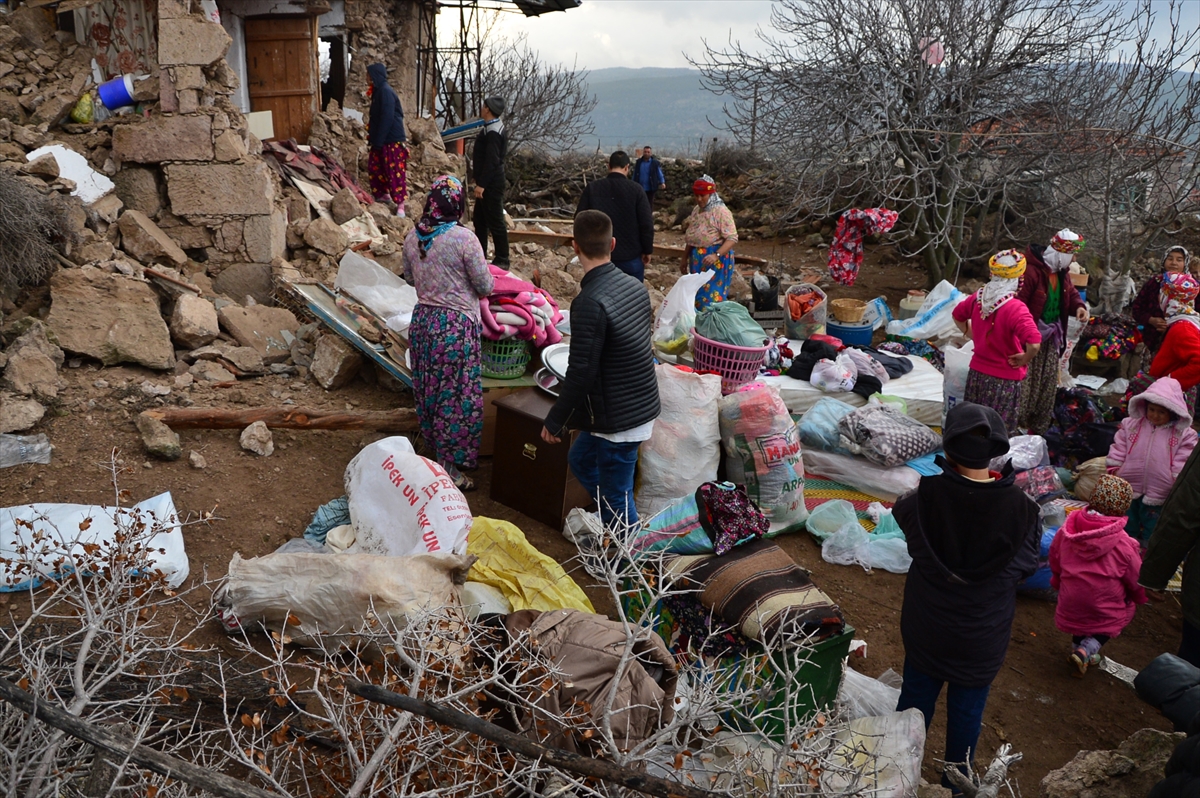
[[244, 16, 319, 143]]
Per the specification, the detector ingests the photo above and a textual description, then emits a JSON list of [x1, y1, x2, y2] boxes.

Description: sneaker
[[396, 207, 406, 218], [1070, 647, 1090, 676], [1088, 652, 1103, 667]]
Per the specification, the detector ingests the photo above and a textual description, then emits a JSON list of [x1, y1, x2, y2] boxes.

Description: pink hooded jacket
[[1107, 376, 1198, 505], [1049, 510, 1147, 637]]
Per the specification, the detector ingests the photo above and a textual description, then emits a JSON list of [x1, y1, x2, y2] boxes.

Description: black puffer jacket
[[545, 263, 660, 436]]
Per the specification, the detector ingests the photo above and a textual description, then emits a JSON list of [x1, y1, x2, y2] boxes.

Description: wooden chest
[[490, 390, 592, 529]]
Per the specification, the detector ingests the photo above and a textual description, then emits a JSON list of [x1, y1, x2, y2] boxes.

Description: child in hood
[[1049, 475, 1147, 675], [1107, 376, 1198, 544]]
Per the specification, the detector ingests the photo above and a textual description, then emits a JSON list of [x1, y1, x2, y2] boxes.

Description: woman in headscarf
[[1015, 229, 1090, 434], [681, 175, 738, 309], [367, 63, 409, 217], [1132, 246, 1191, 367], [951, 249, 1042, 432], [1149, 271, 1200, 402], [403, 175, 495, 491]]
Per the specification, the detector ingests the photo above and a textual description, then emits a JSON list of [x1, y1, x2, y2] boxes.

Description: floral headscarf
[[1043, 228, 1084, 272], [1160, 271, 1200, 331], [1163, 245, 1192, 274], [415, 175, 465, 258], [978, 249, 1026, 319], [1089, 474, 1133, 517]]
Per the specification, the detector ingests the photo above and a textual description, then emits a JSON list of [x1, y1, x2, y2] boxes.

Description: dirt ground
[[0, 240, 1180, 792]]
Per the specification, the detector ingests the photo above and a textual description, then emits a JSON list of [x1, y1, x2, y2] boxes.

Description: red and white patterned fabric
[[828, 208, 899, 286]]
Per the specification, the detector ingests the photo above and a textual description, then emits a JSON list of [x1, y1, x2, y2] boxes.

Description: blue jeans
[[567, 432, 640, 528], [896, 660, 991, 793], [612, 257, 645, 282]]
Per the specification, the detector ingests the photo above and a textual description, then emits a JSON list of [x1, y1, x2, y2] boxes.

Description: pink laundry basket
[[691, 329, 770, 395]]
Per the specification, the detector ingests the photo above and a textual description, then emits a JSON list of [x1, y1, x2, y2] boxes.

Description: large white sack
[[821, 709, 926, 798], [942, 339, 974, 423], [345, 437, 472, 556], [885, 280, 964, 341], [0, 492, 188, 591], [215, 551, 473, 645], [637, 365, 722, 518]]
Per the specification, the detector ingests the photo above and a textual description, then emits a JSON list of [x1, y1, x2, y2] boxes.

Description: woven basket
[[692, 330, 770, 395], [830, 298, 867, 324], [481, 338, 531, 379]]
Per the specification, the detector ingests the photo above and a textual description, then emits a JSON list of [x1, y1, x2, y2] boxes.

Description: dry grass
[[0, 170, 72, 296]]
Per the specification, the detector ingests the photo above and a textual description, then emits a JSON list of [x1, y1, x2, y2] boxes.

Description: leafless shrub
[[0, 171, 72, 296]]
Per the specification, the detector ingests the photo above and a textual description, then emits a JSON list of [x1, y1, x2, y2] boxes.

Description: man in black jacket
[[541, 210, 660, 528], [892, 403, 1039, 793], [576, 151, 654, 282], [472, 96, 509, 267]]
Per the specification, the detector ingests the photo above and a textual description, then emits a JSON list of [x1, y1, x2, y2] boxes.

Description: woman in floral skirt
[[367, 63, 409, 216], [681, 175, 738, 309], [403, 176, 495, 491]]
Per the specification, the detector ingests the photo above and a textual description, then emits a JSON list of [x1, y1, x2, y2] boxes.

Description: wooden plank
[[506, 230, 770, 267], [142, 407, 419, 432]]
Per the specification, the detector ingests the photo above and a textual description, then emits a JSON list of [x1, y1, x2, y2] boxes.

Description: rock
[[76, 237, 117, 264], [112, 167, 162, 217], [224, 346, 265, 374], [1040, 728, 1184, 798], [20, 153, 59, 179], [189, 359, 232, 382], [174, 373, 194, 389], [212, 262, 273, 305], [88, 193, 125, 226], [139, 380, 171, 397], [136, 414, 182, 461], [189, 450, 207, 469], [242, 211, 287, 263], [537, 268, 580, 304], [158, 17, 232, 66], [164, 223, 213, 251], [406, 116, 445, 150], [213, 128, 247, 162], [728, 269, 750, 302], [30, 93, 77, 127], [0, 395, 45, 433], [303, 217, 349, 256], [112, 115, 214, 164], [239, 421, 274, 456], [166, 162, 275, 217], [118, 210, 188, 267], [310, 335, 362, 389], [916, 783, 952, 798], [217, 305, 299, 364], [169, 294, 219, 348], [46, 268, 175, 370], [330, 187, 363, 225], [1, 320, 64, 399]]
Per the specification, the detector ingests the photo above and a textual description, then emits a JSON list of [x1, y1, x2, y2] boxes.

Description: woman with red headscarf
[[680, 174, 738, 309], [1150, 272, 1200, 396]]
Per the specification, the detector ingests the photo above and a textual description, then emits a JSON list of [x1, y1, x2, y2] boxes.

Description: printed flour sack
[[718, 385, 808, 529], [344, 437, 473, 556]]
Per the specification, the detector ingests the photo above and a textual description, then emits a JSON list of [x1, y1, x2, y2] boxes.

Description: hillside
[[582, 67, 731, 156]]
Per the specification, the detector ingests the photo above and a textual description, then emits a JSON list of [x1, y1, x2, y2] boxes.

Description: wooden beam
[[140, 406, 419, 433], [507, 230, 769, 268], [0, 677, 283, 798], [343, 679, 721, 798]]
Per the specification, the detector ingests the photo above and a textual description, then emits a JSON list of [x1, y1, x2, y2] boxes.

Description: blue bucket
[[826, 318, 874, 347], [97, 75, 135, 110]]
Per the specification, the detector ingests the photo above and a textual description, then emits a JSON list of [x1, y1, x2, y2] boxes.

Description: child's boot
[[1070, 636, 1103, 676]]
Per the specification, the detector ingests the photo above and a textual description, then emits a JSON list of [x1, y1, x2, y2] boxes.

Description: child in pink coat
[[1050, 475, 1147, 675], [1107, 376, 1198, 544]]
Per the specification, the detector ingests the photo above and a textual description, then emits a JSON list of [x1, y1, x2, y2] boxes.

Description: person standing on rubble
[[540, 210, 660, 528], [472, 96, 510, 268], [892, 403, 1040, 794], [576, 150, 654, 282], [632, 146, 666, 207], [366, 64, 409, 217]]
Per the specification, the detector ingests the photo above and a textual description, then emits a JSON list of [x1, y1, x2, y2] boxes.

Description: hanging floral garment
[[828, 208, 899, 286], [77, 0, 157, 79]]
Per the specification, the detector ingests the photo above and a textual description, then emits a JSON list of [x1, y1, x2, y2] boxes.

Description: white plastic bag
[[838, 667, 903, 720], [345, 437, 473, 557], [806, 499, 859, 542], [811, 354, 857, 392], [942, 339, 974, 423], [822, 524, 912, 573], [653, 271, 713, 345], [215, 551, 473, 646], [719, 386, 808, 529], [990, 435, 1048, 472], [802, 449, 921, 501], [821, 709, 926, 798], [863, 296, 894, 331], [334, 250, 418, 333], [0, 492, 188, 591], [637, 365, 723, 518], [844, 347, 890, 383], [885, 280, 965, 341]]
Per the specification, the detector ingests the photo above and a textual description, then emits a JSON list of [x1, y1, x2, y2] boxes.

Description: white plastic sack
[[345, 437, 473, 557], [215, 551, 473, 646], [863, 296, 894, 331], [637, 365, 722, 518], [811, 354, 857, 393], [942, 339, 974, 423], [0, 492, 188, 591], [802, 449, 921, 502], [334, 250, 418, 332], [821, 709, 926, 798], [822, 523, 912, 573], [806, 499, 859, 542], [653, 271, 713, 344], [990, 435, 1048, 472], [718, 386, 808, 529], [838, 667, 903, 720], [885, 280, 965, 341]]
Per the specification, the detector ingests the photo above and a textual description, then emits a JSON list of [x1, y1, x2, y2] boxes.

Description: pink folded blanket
[[479, 265, 564, 346]]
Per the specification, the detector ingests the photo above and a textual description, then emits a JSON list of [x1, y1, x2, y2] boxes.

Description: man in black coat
[[472, 96, 509, 267], [541, 210, 660, 528], [576, 151, 654, 282], [892, 403, 1040, 793]]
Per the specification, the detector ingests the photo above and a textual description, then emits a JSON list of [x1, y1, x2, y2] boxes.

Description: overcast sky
[[452, 0, 1199, 71]]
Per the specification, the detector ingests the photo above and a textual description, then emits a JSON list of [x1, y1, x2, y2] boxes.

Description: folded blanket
[[480, 265, 564, 345]]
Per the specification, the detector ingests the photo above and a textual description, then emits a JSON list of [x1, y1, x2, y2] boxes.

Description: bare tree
[[479, 33, 597, 155], [696, 0, 1200, 285]]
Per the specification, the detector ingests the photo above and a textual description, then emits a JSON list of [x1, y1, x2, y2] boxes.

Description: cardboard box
[[480, 386, 527, 457]]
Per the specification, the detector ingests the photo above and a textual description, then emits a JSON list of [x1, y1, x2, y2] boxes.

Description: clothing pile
[[479, 264, 564, 346], [787, 340, 914, 399], [880, 335, 946, 372], [1044, 387, 1119, 468], [1076, 313, 1140, 362], [828, 208, 900, 286], [261, 139, 373, 205]]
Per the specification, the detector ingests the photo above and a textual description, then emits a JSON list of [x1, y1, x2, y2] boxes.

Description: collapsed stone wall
[[342, 0, 426, 119]]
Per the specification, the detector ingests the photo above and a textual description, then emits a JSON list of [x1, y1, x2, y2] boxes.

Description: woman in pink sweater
[[952, 249, 1042, 433], [1107, 376, 1198, 543], [1050, 475, 1147, 675]]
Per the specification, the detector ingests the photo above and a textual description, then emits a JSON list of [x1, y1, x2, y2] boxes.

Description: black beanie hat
[[484, 96, 506, 117], [942, 403, 1010, 469]]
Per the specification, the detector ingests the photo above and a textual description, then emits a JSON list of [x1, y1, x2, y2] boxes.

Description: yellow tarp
[[467, 517, 595, 614]]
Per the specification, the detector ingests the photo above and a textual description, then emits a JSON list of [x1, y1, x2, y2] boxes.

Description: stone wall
[[342, 0, 427, 119]]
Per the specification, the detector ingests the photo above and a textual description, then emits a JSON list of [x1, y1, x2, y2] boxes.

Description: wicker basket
[[481, 338, 531, 379], [830, 298, 868, 324], [691, 330, 770, 394]]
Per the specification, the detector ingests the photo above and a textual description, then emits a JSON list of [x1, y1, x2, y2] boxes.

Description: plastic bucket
[[97, 75, 135, 110], [826, 318, 874, 347]]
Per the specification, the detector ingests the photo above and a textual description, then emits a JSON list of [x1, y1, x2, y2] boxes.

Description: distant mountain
[[580, 67, 732, 156]]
